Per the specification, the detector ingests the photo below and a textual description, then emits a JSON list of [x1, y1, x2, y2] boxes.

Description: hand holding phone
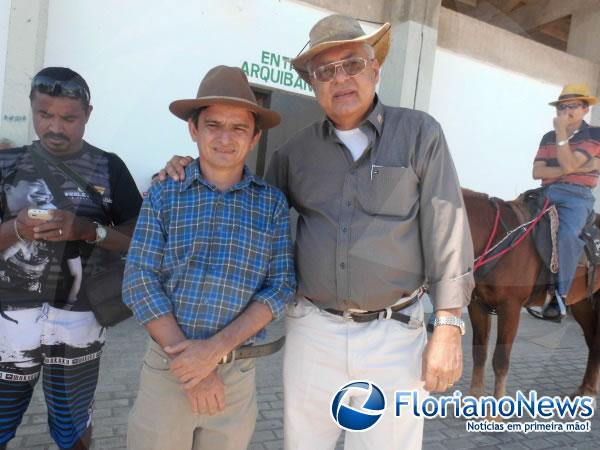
[[28, 209, 52, 221]]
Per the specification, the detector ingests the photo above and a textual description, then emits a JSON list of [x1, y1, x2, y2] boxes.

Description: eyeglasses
[[31, 75, 90, 104], [556, 102, 585, 111], [310, 57, 370, 83]]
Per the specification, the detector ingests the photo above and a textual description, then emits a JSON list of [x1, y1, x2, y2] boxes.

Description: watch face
[[97, 225, 107, 241]]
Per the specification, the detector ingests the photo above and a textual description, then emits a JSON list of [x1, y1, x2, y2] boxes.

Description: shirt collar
[[180, 160, 266, 192], [321, 95, 384, 138]]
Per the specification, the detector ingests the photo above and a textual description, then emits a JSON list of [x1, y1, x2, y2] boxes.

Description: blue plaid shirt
[[123, 161, 295, 341]]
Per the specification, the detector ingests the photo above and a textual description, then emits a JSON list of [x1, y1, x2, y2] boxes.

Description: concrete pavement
[[7, 311, 600, 449]]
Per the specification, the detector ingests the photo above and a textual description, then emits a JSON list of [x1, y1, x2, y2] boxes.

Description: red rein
[[473, 198, 550, 271]]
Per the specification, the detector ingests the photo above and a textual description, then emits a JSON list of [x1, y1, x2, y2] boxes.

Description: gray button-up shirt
[[266, 98, 474, 311]]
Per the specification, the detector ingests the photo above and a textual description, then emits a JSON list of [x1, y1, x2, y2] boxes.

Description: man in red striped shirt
[[533, 83, 600, 320]]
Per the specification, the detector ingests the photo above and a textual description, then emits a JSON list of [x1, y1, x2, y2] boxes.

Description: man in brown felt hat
[[123, 65, 295, 450], [533, 84, 600, 321], [160, 15, 474, 449]]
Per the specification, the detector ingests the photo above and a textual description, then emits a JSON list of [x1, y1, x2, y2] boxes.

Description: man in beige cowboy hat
[[533, 83, 600, 321], [159, 15, 473, 449], [123, 65, 295, 450]]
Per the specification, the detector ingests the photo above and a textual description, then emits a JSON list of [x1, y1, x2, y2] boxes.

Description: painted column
[[0, 0, 48, 146], [567, 7, 600, 126], [378, 0, 441, 112]]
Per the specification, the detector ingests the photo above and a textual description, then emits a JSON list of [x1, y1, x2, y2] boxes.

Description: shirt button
[[342, 226, 347, 233], [340, 262, 345, 270]]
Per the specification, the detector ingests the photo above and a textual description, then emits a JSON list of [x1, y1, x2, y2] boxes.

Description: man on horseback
[[533, 84, 599, 320]]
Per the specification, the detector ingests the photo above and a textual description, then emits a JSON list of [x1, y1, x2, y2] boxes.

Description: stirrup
[[525, 291, 564, 323], [542, 293, 566, 321]]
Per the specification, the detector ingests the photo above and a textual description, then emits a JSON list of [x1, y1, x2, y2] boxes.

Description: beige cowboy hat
[[291, 14, 391, 83], [549, 83, 598, 106], [169, 65, 281, 129]]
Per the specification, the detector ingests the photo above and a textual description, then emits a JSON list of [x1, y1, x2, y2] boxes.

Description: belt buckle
[[377, 307, 393, 320], [221, 349, 236, 364]]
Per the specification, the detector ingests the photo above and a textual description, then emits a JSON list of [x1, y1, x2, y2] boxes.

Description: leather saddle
[[522, 187, 600, 298]]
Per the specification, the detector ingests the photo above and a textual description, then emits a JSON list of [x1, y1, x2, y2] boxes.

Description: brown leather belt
[[309, 287, 425, 328], [219, 336, 286, 364]]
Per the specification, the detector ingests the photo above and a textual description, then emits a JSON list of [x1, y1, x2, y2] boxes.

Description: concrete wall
[[41, 0, 333, 191], [438, 8, 600, 91], [0, 0, 10, 122], [432, 8, 600, 206], [2, 0, 600, 198], [430, 48, 563, 200], [0, 0, 48, 145]]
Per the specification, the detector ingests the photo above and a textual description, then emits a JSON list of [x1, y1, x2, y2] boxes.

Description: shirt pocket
[[234, 224, 271, 272], [357, 165, 419, 217]]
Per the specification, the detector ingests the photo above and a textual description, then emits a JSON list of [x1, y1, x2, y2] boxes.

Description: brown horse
[[462, 188, 600, 400]]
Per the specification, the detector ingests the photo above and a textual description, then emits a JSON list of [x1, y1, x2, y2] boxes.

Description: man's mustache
[[43, 132, 69, 142]]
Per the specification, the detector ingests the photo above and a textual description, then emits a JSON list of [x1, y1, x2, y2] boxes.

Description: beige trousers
[[127, 339, 257, 450], [283, 296, 428, 450]]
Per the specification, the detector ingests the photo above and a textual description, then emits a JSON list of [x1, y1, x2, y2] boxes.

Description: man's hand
[[422, 325, 463, 392], [185, 370, 226, 415], [14, 209, 46, 241], [578, 157, 599, 173], [553, 113, 570, 137], [31, 209, 95, 242], [158, 155, 194, 182], [164, 338, 224, 389]]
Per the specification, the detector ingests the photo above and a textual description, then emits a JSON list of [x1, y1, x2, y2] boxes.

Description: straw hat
[[549, 83, 598, 106], [291, 15, 391, 83]]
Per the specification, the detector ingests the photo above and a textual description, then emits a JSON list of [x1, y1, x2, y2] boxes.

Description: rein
[[474, 197, 550, 271]]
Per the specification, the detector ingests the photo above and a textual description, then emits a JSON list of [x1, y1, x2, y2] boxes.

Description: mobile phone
[[28, 209, 51, 220]]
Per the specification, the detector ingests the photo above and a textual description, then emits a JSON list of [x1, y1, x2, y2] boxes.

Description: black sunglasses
[[32, 75, 90, 104], [556, 102, 585, 111]]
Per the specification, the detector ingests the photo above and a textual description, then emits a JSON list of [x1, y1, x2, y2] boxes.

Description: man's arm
[[25, 154, 143, 252], [554, 114, 592, 173], [166, 193, 296, 388], [29, 212, 136, 252], [532, 158, 597, 180], [532, 161, 564, 180], [416, 119, 475, 392], [122, 190, 176, 335]]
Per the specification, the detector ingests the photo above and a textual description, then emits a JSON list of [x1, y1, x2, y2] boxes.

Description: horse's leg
[[468, 300, 491, 397], [570, 298, 600, 398], [492, 301, 522, 398]]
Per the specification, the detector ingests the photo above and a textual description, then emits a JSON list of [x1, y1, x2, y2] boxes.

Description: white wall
[[43, 0, 332, 191], [0, 0, 11, 121], [429, 48, 591, 201]]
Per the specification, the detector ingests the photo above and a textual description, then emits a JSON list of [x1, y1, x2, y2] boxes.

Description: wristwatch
[[86, 222, 108, 244], [431, 316, 465, 335], [556, 139, 570, 146]]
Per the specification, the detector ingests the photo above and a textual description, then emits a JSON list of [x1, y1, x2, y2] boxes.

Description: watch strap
[[433, 316, 465, 335]]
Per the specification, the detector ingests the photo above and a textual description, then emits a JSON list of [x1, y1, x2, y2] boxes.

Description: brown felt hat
[[291, 14, 391, 83], [169, 65, 281, 129]]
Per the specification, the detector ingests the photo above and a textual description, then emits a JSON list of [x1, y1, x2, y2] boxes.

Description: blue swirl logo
[[330, 381, 386, 431]]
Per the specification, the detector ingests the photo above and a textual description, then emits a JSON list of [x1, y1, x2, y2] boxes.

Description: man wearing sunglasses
[[533, 84, 600, 320], [0, 67, 141, 449], [161, 14, 473, 449]]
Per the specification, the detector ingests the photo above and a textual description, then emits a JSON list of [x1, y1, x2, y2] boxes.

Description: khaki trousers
[[127, 339, 257, 450], [283, 296, 427, 450]]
